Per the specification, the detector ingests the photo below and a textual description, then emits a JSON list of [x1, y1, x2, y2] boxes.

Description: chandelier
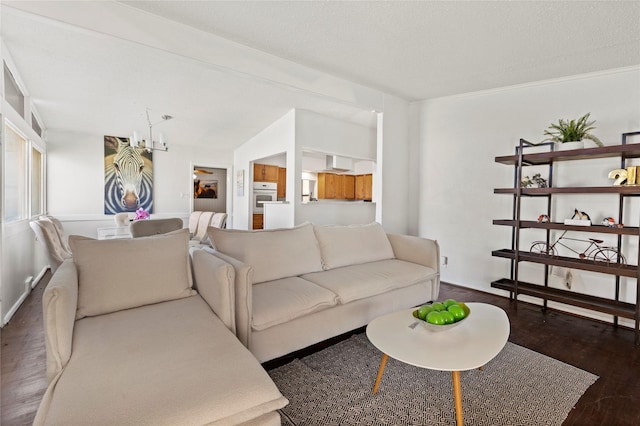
[[131, 109, 173, 152]]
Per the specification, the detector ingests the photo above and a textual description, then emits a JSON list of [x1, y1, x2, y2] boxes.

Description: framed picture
[[237, 169, 244, 196], [194, 179, 218, 199], [104, 135, 153, 214]]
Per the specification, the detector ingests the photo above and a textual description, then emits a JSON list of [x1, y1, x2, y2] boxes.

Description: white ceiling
[[2, 1, 639, 150], [120, 1, 640, 100]]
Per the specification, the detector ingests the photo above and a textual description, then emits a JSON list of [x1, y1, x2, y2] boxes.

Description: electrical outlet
[[441, 256, 448, 267]]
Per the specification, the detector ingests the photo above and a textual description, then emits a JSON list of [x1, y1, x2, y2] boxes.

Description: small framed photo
[[237, 169, 244, 196]]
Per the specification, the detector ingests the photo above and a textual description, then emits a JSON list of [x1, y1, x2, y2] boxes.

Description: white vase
[[556, 141, 584, 151]]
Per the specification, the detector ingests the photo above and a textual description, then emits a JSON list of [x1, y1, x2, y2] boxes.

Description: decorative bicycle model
[[530, 230, 626, 264]]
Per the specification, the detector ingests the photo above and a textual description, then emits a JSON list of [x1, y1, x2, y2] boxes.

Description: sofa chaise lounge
[[34, 229, 288, 425], [201, 222, 440, 363]]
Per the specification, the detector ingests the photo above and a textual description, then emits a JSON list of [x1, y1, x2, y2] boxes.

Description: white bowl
[[413, 305, 471, 333]]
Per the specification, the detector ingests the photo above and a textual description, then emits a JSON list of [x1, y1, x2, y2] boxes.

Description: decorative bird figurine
[[571, 209, 590, 221]]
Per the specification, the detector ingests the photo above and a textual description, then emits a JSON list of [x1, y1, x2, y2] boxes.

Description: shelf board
[[491, 278, 636, 319], [492, 249, 638, 278], [494, 186, 640, 195], [493, 219, 640, 235], [495, 143, 640, 166]]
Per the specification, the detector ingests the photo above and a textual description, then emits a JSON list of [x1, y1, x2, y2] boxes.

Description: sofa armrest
[[387, 234, 440, 271], [387, 234, 440, 300], [191, 249, 236, 333], [202, 248, 255, 349], [42, 259, 78, 383]]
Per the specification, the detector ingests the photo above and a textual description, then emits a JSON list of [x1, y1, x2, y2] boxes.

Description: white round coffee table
[[366, 303, 510, 426]]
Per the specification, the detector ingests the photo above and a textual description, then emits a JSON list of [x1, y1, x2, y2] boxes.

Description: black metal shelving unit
[[492, 132, 640, 344]]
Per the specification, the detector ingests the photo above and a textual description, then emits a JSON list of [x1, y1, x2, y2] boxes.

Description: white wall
[[414, 67, 640, 324], [377, 95, 412, 234], [295, 109, 376, 160], [233, 110, 296, 230], [47, 129, 232, 234]]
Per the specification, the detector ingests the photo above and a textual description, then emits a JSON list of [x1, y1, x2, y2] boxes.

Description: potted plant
[[542, 112, 604, 150]]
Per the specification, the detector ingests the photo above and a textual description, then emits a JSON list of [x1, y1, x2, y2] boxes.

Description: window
[[31, 146, 44, 217], [3, 62, 25, 118], [4, 122, 28, 222], [31, 113, 42, 137]]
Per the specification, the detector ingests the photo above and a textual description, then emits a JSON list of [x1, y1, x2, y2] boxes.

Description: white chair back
[[114, 212, 130, 227], [129, 218, 183, 238], [210, 213, 227, 229], [188, 211, 203, 237], [40, 215, 72, 253], [193, 211, 214, 242], [30, 219, 72, 273]]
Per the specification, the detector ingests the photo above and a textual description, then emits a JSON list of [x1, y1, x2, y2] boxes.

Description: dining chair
[[192, 211, 214, 243], [129, 218, 184, 238], [114, 212, 130, 227], [30, 219, 73, 273], [210, 212, 227, 229], [188, 211, 203, 237]]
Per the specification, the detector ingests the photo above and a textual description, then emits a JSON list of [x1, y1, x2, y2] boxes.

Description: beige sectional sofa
[[34, 229, 288, 425], [203, 222, 440, 363]]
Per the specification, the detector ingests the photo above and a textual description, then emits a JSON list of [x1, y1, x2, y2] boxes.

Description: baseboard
[[2, 266, 49, 327], [31, 266, 49, 289], [3, 290, 29, 327]]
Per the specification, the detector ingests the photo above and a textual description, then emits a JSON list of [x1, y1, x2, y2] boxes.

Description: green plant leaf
[[540, 112, 602, 145]]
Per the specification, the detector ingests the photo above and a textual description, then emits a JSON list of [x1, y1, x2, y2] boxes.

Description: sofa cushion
[[69, 229, 196, 319], [208, 222, 324, 284], [252, 277, 338, 331], [39, 296, 288, 425], [313, 222, 395, 270], [301, 259, 437, 304]]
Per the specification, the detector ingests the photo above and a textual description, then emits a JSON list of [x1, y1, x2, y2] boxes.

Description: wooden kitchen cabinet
[[252, 214, 264, 230], [342, 175, 355, 200], [277, 167, 286, 198], [355, 174, 372, 201], [319, 173, 357, 200], [253, 163, 279, 183], [318, 173, 338, 199]]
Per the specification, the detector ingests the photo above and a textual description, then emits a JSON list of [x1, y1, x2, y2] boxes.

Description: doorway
[[192, 166, 227, 213]]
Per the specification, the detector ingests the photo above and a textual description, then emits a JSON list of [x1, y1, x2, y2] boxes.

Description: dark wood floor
[[2, 275, 639, 425]]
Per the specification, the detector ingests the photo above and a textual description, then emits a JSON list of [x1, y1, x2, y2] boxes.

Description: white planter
[[556, 141, 584, 151]]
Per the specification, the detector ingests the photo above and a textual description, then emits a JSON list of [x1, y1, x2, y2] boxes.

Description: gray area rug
[[269, 334, 598, 425]]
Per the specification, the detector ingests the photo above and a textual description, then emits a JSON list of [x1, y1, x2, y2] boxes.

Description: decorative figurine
[[537, 214, 549, 223], [601, 217, 623, 228], [571, 209, 590, 221], [564, 208, 591, 226], [609, 168, 628, 185]]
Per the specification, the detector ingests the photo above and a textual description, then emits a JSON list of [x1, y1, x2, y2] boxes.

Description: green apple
[[440, 311, 455, 324], [426, 311, 445, 325], [431, 302, 445, 312], [417, 305, 433, 320], [444, 299, 459, 308], [447, 305, 466, 321]]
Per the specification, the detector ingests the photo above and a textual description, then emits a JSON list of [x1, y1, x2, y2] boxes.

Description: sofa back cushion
[[207, 223, 323, 284], [69, 228, 196, 319], [313, 222, 395, 269]]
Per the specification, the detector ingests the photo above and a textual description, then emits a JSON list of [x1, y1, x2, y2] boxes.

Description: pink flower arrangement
[[134, 208, 150, 220]]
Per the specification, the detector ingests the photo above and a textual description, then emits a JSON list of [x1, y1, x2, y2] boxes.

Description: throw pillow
[[313, 222, 395, 269], [207, 222, 324, 284], [70, 228, 196, 319]]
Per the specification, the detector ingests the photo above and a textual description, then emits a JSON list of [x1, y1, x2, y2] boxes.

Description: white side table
[[366, 303, 510, 426]]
